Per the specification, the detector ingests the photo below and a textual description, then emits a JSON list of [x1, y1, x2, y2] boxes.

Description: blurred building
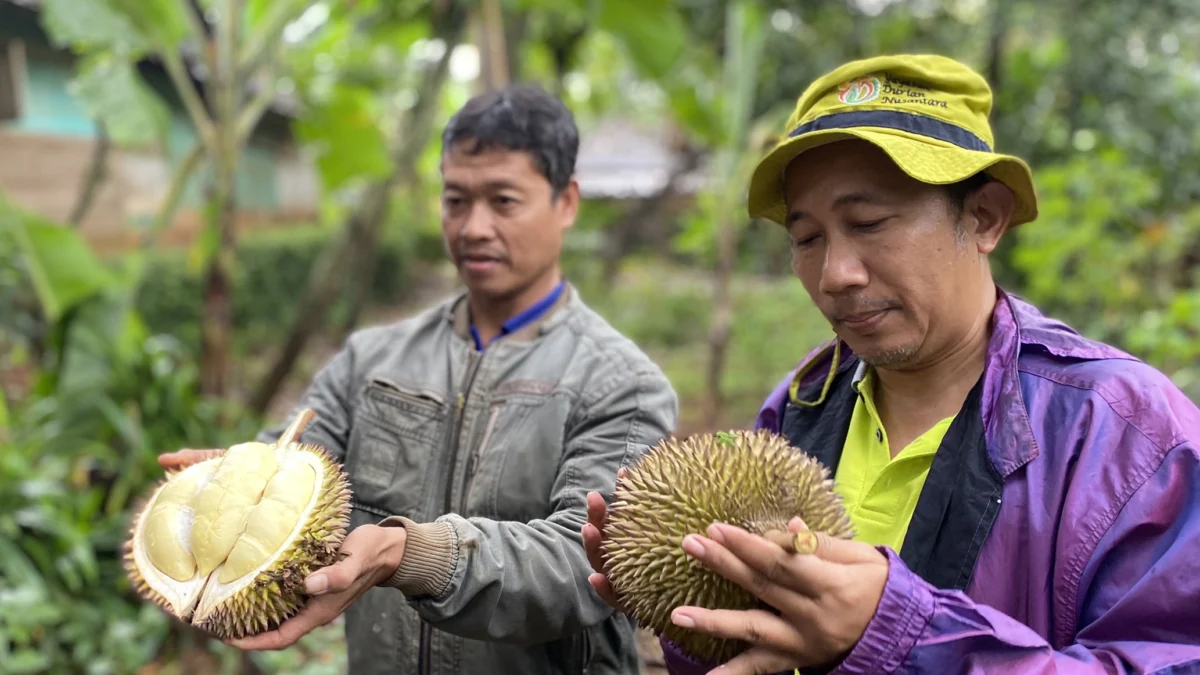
[[0, 0, 700, 253], [0, 0, 319, 252]]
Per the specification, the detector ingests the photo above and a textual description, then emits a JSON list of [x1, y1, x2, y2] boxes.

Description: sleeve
[[380, 365, 679, 644], [256, 341, 356, 462], [828, 441, 1200, 675], [660, 442, 1200, 675]]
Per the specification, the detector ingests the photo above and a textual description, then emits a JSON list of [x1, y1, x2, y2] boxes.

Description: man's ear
[[558, 178, 581, 231], [968, 181, 1015, 254]]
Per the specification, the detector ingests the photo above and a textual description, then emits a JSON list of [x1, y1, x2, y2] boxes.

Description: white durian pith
[[124, 440, 351, 640]]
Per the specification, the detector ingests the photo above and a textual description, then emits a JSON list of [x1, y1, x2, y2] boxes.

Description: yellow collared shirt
[[833, 364, 954, 553]]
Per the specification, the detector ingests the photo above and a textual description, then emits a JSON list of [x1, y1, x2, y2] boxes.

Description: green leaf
[[594, 0, 689, 81], [39, 0, 153, 54], [69, 53, 172, 148], [1, 199, 112, 323], [295, 86, 393, 190], [5, 648, 51, 674]]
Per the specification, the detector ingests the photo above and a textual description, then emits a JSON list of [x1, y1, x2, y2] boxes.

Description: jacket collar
[[444, 282, 577, 346], [756, 287, 1122, 478]]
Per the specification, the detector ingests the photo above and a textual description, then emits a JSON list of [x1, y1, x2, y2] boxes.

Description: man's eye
[[852, 219, 886, 231]]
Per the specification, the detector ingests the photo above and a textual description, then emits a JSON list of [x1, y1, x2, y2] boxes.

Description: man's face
[[782, 139, 1008, 369], [440, 142, 578, 301]]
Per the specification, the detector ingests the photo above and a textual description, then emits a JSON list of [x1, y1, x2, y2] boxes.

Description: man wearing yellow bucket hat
[[583, 54, 1200, 674]]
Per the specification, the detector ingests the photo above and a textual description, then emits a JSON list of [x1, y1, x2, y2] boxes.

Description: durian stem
[[277, 408, 316, 446]]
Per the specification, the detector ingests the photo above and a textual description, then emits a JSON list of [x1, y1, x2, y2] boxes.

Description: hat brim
[[747, 127, 1038, 227]]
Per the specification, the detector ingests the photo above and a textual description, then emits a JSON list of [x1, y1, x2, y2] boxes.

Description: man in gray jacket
[[159, 84, 679, 675]]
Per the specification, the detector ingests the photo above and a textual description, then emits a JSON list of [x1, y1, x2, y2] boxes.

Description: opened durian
[[124, 409, 352, 639], [601, 429, 855, 663]]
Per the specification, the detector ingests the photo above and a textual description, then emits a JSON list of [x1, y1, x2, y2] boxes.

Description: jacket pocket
[[462, 384, 569, 521], [346, 376, 448, 517]]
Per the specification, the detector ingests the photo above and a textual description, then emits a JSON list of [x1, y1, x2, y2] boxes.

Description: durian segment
[[218, 458, 317, 583], [189, 442, 281, 577], [142, 460, 214, 581], [601, 429, 855, 664], [124, 458, 222, 618], [190, 444, 352, 640]]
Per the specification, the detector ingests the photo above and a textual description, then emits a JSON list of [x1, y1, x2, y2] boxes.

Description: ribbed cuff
[[377, 516, 458, 598]]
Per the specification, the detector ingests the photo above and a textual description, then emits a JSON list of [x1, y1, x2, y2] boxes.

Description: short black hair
[[945, 171, 993, 220], [441, 83, 579, 196]]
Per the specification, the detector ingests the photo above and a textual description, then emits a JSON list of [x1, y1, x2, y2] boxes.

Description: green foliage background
[[4, 0, 1200, 673]]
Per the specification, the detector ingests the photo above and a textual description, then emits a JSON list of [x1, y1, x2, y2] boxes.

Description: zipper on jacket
[[418, 349, 483, 675], [460, 402, 502, 512]]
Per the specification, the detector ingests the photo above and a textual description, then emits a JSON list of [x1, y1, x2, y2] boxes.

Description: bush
[[133, 224, 416, 355]]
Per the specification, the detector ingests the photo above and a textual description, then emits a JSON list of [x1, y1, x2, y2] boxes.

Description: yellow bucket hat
[[747, 54, 1038, 227]]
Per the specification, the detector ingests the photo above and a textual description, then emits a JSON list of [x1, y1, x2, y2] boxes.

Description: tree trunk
[[247, 2, 468, 417], [199, 175, 236, 397], [247, 181, 387, 416], [69, 123, 109, 228], [477, 0, 510, 91], [199, 0, 242, 398], [600, 145, 701, 290]]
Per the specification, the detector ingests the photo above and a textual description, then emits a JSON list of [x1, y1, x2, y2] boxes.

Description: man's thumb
[[306, 560, 357, 595]]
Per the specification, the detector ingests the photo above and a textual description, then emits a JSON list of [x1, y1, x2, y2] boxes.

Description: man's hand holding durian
[[153, 447, 409, 653], [665, 516, 887, 675], [224, 523, 408, 651], [583, 489, 889, 675]]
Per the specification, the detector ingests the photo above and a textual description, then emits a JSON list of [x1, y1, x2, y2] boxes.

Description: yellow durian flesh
[[189, 441, 282, 578], [124, 439, 351, 640]]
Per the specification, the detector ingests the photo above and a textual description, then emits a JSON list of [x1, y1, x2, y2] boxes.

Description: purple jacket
[[660, 290, 1200, 674]]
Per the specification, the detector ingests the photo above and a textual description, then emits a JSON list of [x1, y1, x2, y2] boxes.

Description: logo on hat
[[837, 75, 881, 105]]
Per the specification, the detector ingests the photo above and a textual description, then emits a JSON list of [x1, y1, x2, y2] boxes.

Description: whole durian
[[123, 409, 352, 640], [600, 429, 855, 664]]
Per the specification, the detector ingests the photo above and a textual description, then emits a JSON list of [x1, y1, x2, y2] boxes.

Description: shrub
[[133, 224, 416, 355]]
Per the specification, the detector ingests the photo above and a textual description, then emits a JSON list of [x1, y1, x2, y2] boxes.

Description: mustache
[[455, 248, 508, 262]]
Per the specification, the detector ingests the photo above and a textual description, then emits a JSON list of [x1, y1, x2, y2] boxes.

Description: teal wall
[[163, 115, 281, 211], [5, 55, 96, 137], [1, 15, 287, 214]]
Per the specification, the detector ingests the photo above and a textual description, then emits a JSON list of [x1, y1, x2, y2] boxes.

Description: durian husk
[[600, 429, 855, 664], [122, 409, 353, 640]]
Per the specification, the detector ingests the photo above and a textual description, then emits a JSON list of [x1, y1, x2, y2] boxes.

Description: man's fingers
[[157, 449, 223, 470], [582, 522, 607, 574], [225, 598, 338, 651], [708, 646, 801, 675], [703, 524, 834, 597], [587, 572, 625, 611], [306, 560, 358, 596], [586, 491, 608, 528], [671, 606, 805, 656], [683, 531, 824, 607]]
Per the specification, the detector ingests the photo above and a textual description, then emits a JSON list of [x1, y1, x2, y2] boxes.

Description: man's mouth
[[837, 308, 891, 330], [460, 254, 504, 272]]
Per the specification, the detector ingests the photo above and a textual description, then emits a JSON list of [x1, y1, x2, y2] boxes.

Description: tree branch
[[69, 122, 110, 228], [142, 141, 206, 249], [161, 50, 218, 154], [235, 73, 277, 147], [180, 0, 218, 76], [237, 0, 310, 81]]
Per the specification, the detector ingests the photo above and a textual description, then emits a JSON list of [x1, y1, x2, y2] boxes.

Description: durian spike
[[277, 408, 316, 446]]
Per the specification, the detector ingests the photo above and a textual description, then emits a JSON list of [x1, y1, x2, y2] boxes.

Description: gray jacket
[[259, 284, 679, 675]]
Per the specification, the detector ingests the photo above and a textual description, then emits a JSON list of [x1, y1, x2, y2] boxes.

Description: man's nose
[[818, 238, 869, 296], [460, 202, 496, 240]]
